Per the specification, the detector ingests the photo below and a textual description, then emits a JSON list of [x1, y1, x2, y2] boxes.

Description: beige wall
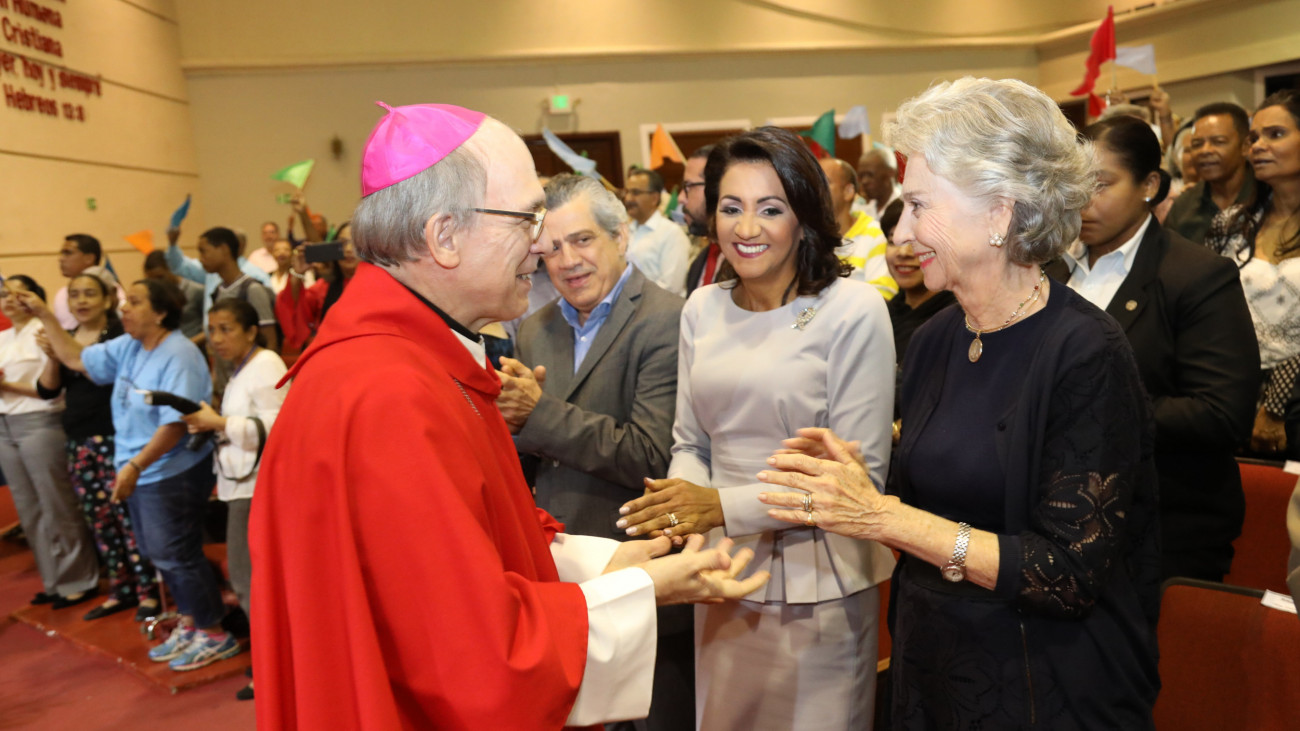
[[0, 0, 200, 298], [184, 48, 1038, 237]]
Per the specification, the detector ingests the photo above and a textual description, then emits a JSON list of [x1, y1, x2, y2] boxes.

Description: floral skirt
[[67, 435, 156, 603]]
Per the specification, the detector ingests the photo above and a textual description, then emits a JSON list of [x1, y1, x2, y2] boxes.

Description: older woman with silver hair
[[758, 77, 1162, 729]]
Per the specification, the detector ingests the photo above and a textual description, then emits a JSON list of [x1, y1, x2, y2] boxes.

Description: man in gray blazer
[[497, 173, 690, 731]]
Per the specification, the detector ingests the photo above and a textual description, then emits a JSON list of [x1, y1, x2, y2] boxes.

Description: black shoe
[[83, 598, 139, 621], [245, 666, 253, 678], [135, 602, 160, 622], [32, 592, 58, 605], [235, 683, 254, 701], [53, 587, 99, 610]]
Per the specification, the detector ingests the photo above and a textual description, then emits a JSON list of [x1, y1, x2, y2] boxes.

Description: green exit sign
[[549, 94, 572, 114]]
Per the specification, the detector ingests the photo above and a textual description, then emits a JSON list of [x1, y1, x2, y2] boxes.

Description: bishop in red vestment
[[250, 102, 766, 730]]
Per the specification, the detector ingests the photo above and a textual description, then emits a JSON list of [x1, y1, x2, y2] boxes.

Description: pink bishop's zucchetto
[[360, 102, 486, 196]]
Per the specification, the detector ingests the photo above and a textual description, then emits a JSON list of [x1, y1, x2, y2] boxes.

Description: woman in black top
[[759, 78, 1161, 729], [38, 272, 158, 621]]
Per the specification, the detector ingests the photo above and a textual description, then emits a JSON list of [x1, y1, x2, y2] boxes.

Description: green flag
[[271, 159, 315, 189], [799, 110, 836, 158], [664, 186, 680, 220]]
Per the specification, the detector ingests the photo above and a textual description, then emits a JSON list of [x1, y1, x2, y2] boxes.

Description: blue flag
[[170, 194, 192, 229]]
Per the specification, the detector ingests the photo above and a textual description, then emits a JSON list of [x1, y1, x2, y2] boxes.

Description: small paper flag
[[1115, 44, 1157, 77], [650, 124, 684, 169], [799, 110, 836, 159], [1070, 6, 1116, 98], [271, 159, 316, 189], [542, 129, 598, 175], [169, 194, 191, 229], [124, 230, 154, 255], [838, 106, 871, 139]]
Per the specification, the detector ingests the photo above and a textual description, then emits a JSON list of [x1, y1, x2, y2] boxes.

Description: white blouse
[[1239, 256, 1300, 370], [215, 348, 287, 500], [0, 319, 62, 416], [670, 278, 897, 604]]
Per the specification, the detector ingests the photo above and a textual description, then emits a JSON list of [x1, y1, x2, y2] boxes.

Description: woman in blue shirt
[[21, 278, 241, 673]]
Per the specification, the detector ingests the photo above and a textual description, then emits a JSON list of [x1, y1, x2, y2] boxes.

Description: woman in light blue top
[[23, 278, 241, 673]]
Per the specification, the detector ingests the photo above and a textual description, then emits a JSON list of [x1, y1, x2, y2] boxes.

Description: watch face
[[942, 566, 964, 582]]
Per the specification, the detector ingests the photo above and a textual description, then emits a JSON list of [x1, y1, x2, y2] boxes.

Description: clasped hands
[[602, 533, 769, 605], [616, 427, 888, 543]]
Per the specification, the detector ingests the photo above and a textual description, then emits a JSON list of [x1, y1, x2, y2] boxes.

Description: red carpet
[[0, 486, 256, 730]]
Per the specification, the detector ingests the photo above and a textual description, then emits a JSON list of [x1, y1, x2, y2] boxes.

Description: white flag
[[1115, 44, 1157, 76], [838, 105, 870, 139]]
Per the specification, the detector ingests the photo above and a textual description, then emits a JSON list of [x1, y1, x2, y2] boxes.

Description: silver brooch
[[792, 307, 817, 331]]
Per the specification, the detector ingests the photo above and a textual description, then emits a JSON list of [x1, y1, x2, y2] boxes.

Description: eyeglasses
[[681, 182, 705, 192], [473, 207, 547, 242]]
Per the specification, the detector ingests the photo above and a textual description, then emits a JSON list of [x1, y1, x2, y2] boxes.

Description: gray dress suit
[[514, 266, 692, 731]]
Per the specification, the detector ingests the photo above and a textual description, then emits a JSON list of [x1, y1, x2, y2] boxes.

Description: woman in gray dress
[[619, 127, 896, 729]]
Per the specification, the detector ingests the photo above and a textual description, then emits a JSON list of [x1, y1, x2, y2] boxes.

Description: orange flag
[[650, 125, 684, 169], [124, 230, 154, 254]]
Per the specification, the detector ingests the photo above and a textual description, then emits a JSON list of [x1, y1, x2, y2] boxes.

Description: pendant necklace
[[963, 269, 1046, 363]]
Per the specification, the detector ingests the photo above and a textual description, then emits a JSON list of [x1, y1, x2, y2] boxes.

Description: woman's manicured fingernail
[[767, 456, 776, 464], [626, 526, 639, 536], [757, 471, 768, 481], [619, 506, 629, 515], [616, 519, 627, 528], [664, 529, 672, 537]]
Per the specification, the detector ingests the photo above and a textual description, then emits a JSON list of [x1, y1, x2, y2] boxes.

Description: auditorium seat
[[1154, 579, 1299, 730], [1225, 461, 1296, 593]]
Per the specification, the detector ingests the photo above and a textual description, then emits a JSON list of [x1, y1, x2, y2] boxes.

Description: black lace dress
[[888, 285, 1161, 730]]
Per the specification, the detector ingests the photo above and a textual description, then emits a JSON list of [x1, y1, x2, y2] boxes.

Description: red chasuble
[[250, 263, 590, 730]]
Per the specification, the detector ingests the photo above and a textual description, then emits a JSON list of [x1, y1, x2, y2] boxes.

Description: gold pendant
[[968, 336, 983, 363]]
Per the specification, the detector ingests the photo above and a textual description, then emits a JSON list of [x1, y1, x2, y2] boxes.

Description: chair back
[[1154, 579, 1300, 730], [1226, 462, 1296, 593]]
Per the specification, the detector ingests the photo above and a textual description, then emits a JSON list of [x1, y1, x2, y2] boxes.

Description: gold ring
[[804, 510, 816, 527], [801, 494, 812, 512]]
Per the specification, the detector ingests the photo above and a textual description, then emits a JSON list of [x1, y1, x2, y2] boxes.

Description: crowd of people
[[0, 78, 1298, 729]]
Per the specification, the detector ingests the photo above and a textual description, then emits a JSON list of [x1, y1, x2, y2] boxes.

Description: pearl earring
[[989, 232, 1006, 247]]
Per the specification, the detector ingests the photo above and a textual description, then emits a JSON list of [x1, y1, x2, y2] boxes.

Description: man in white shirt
[[52, 235, 124, 329], [622, 168, 691, 296], [245, 221, 280, 274]]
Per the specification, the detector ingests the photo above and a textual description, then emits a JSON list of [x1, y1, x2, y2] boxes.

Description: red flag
[[1088, 93, 1108, 118], [1070, 6, 1116, 97]]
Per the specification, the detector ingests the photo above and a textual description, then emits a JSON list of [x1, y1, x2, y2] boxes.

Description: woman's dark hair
[[209, 298, 267, 348], [133, 278, 185, 331], [1222, 90, 1300, 261], [1085, 116, 1171, 207], [69, 273, 122, 329], [704, 127, 851, 301], [880, 198, 906, 242], [6, 275, 46, 303]]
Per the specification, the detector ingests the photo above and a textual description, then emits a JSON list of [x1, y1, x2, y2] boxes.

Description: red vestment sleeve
[[252, 340, 590, 730]]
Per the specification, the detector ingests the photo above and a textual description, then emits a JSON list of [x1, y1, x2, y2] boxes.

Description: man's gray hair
[[886, 77, 1094, 265], [544, 174, 628, 239], [351, 145, 487, 267]]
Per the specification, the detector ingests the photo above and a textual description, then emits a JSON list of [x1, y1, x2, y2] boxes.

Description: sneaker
[[169, 631, 241, 672], [148, 626, 196, 662]]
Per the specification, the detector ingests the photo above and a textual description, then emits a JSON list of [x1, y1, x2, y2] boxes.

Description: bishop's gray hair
[[351, 143, 487, 267], [886, 77, 1095, 265]]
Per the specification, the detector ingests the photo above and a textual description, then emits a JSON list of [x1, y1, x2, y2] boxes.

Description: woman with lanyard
[[183, 298, 286, 700], [36, 271, 161, 620], [0, 275, 99, 609], [19, 278, 239, 672]]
